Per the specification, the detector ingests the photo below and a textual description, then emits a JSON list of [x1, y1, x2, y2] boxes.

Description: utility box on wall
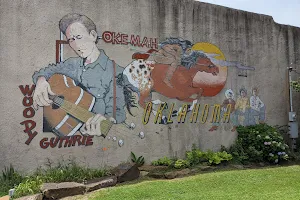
[[288, 122, 298, 139], [289, 112, 297, 122]]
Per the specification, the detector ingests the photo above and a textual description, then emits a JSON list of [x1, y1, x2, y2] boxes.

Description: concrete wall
[[0, 0, 299, 173]]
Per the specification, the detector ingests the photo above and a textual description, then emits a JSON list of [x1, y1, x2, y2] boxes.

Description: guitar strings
[[51, 100, 136, 134], [52, 95, 163, 137]]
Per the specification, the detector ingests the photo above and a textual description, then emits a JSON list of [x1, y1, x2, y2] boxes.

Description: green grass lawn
[[85, 165, 300, 200]]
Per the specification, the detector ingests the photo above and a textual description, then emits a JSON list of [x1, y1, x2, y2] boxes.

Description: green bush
[[174, 159, 190, 169], [152, 146, 233, 169], [208, 151, 233, 165], [186, 145, 232, 166], [131, 152, 145, 167], [221, 141, 249, 164], [151, 157, 175, 167], [186, 145, 206, 165], [228, 124, 290, 164]]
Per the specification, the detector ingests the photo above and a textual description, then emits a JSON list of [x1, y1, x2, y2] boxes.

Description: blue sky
[[198, 0, 300, 27]]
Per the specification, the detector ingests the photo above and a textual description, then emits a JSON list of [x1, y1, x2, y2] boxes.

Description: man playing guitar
[[32, 13, 132, 136]]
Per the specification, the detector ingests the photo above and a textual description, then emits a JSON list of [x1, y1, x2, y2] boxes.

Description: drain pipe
[[289, 64, 294, 112], [288, 63, 298, 150]]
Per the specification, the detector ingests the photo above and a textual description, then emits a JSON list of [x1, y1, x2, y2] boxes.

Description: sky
[[198, 0, 300, 27]]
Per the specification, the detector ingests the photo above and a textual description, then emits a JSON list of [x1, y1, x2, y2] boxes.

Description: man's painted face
[[184, 48, 193, 57], [225, 89, 234, 99], [253, 89, 257, 96], [241, 90, 246, 97], [65, 22, 97, 58]]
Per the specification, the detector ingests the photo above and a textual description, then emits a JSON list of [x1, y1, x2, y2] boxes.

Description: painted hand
[[33, 76, 55, 110], [80, 114, 106, 136], [108, 117, 117, 124], [80, 115, 116, 136]]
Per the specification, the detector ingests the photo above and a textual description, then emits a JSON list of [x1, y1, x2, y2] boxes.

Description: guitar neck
[[61, 100, 94, 122]]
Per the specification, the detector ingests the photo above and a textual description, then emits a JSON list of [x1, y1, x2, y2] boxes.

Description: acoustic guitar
[[43, 74, 113, 138]]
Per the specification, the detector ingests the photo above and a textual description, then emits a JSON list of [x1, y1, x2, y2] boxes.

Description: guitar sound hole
[[52, 95, 64, 109]]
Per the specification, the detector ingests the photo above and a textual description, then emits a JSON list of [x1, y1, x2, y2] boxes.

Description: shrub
[[229, 124, 291, 164], [152, 146, 233, 170], [151, 157, 175, 167], [186, 145, 233, 166], [186, 144, 207, 165], [208, 151, 233, 165], [221, 142, 249, 164], [174, 159, 190, 169]]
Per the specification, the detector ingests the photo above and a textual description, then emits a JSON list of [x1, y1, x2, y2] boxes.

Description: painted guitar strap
[[112, 60, 117, 120]]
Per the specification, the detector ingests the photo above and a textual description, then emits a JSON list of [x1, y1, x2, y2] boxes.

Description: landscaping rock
[[85, 176, 117, 192], [148, 172, 166, 179], [231, 165, 244, 169], [258, 162, 265, 167], [140, 171, 150, 177], [176, 168, 191, 177], [138, 165, 169, 172], [164, 171, 178, 179], [165, 169, 191, 179], [16, 193, 43, 200], [112, 162, 140, 183], [198, 166, 212, 171], [41, 182, 86, 199], [243, 165, 253, 169], [190, 168, 199, 173]]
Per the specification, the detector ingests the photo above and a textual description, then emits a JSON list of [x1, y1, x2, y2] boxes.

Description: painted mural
[[208, 87, 266, 132], [19, 13, 263, 148]]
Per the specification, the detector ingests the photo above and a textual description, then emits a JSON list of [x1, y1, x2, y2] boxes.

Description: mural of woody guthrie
[[32, 13, 133, 136], [209, 89, 238, 132]]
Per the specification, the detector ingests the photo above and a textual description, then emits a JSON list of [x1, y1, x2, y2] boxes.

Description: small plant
[[174, 159, 190, 169], [2, 164, 23, 183], [13, 176, 43, 198], [131, 152, 145, 167], [2, 164, 16, 181], [221, 142, 249, 164], [0, 164, 24, 197], [41, 162, 108, 183], [151, 157, 174, 167], [186, 145, 233, 166], [207, 151, 233, 165], [186, 144, 207, 166], [291, 79, 300, 92]]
